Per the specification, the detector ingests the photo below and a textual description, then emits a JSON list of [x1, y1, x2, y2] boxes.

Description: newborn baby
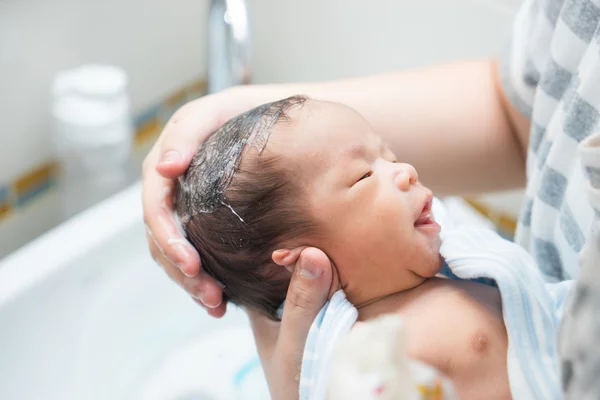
[[176, 96, 558, 399]]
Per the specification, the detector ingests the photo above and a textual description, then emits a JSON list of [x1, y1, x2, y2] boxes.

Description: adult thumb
[[247, 247, 335, 400], [278, 247, 333, 350]]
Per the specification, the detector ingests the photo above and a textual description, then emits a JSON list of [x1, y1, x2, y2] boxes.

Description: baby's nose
[[394, 163, 418, 191]]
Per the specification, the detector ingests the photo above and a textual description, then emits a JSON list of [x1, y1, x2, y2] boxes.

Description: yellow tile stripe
[[185, 79, 207, 98], [464, 197, 518, 237], [134, 78, 208, 147], [164, 86, 189, 109], [134, 117, 162, 147], [13, 161, 58, 198], [0, 201, 11, 221], [0, 77, 207, 226]]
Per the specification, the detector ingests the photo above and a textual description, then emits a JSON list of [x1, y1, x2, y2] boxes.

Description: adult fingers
[[192, 297, 227, 318], [277, 247, 333, 357], [156, 98, 223, 178], [142, 166, 201, 278], [147, 229, 225, 313], [248, 248, 334, 361], [248, 248, 333, 400]]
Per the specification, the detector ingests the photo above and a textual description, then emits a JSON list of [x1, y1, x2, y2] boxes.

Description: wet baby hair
[[175, 95, 317, 319]]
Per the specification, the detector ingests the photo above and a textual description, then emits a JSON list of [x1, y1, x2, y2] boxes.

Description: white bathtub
[[0, 182, 269, 400]]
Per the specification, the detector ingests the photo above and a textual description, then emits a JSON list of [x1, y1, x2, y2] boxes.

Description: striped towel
[[299, 220, 571, 399], [440, 226, 572, 399], [299, 290, 357, 399]]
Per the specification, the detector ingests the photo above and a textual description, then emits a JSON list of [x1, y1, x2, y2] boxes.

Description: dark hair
[[176, 96, 315, 319]]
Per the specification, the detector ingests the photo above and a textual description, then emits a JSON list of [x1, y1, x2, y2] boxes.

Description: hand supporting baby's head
[[176, 96, 315, 319], [176, 96, 444, 319]]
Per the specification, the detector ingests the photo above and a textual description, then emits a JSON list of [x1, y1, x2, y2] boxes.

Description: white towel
[[299, 211, 571, 399]]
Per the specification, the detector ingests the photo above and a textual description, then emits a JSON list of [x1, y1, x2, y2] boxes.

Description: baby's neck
[[355, 277, 442, 321]]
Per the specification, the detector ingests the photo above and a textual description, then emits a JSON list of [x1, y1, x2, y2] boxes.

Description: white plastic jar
[[52, 64, 134, 218]]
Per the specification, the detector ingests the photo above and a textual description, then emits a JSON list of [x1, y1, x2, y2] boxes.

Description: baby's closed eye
[[358, 171, 373, 182]]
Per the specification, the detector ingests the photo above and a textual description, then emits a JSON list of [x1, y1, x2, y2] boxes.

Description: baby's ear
[[274, 247, 340, 299], [272, 247, 307, 272]]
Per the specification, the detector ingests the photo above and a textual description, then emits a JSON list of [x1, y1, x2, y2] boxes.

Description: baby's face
[[267, 100, 443, 306]]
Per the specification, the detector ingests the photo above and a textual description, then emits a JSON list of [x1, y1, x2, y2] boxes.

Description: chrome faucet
[[207, 0, 251, 94]]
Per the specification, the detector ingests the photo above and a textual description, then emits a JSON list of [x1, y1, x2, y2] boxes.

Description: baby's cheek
[[367, 205, 397, 237]]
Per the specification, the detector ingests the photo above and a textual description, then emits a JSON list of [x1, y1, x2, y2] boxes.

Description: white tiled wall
[[0, 0, 521, 257], [0, 0, 208, 185]]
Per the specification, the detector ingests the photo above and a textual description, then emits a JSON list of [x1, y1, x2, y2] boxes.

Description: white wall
[[250, 0, 520, 82], [0, 0, 208, 185], [0, 0, 522, 257], [0, 0, 210, 256]]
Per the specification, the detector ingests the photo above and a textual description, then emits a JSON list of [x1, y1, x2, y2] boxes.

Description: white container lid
[[52, 64, 128, 98], [52, 64, 132, 147]]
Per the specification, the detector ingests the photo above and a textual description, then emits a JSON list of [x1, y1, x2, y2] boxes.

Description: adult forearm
[[237, 59, 528, 195]]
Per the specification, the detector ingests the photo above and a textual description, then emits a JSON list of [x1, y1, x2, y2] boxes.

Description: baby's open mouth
[[414, 196, 435, 227]]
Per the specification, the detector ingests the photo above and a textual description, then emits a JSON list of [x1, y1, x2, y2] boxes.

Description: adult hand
[[249, 247, 335, 400], [142, 85, 334, 398], [142, 86, 261, 317]]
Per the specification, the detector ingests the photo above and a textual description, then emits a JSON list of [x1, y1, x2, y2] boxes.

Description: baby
[[175, 96, 562, 399], [176, 96, 445, 317]]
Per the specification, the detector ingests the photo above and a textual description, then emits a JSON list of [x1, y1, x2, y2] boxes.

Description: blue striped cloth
[[299, 290, 357, 399], [440, 227, 572, 399], [299, 224, 572, 400]]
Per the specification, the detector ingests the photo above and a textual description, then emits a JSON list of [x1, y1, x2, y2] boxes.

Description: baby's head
[[176, 96, 443, 319]]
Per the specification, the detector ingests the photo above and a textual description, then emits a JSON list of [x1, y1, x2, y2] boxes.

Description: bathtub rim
[[0, 181, 144, 307]]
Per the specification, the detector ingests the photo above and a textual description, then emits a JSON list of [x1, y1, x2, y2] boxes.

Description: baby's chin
[[425, 232, 443, 273], [417, 253, 444, 280]]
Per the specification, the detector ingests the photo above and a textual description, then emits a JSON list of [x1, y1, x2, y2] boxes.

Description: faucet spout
[[207, 0, 251, 94]]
